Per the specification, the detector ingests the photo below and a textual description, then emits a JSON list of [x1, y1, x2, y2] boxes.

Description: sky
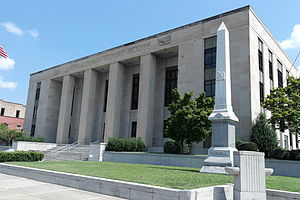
[[0, 0, 300, 105]]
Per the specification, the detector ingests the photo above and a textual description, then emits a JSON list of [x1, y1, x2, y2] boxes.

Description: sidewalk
[[0, 173, 124, 200]]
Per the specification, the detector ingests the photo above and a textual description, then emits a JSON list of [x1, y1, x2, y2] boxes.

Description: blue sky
[[0, 0, 299, 105]]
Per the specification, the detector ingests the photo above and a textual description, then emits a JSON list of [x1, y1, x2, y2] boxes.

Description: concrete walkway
[[0, 173, 124, 200]]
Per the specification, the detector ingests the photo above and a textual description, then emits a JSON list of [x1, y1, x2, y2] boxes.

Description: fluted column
[[56, 75, 75, 144], [104, 62, 124, 142], [78, 69, 97, 143], [137, 54, 156, 147]]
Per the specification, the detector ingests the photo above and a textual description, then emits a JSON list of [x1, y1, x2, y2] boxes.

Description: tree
[[165, 89, 214, 154], [263, 76, 300, 135], [251, 112, 278, 157], [0, 123, 22, 146]]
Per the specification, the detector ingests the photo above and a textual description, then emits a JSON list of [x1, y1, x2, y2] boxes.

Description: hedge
[[105, 137, 145, 152], [236, 140, 258, 151], [15, 136, 45, 143], [0, 151, 44, 162]]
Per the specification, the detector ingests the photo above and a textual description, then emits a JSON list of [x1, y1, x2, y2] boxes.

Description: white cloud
[[279, 24, 300, 50], [1, 21, 24, 36], [0, 57, 15, 70], [0, 76, 17, 90], [27, 28, 39, 38]]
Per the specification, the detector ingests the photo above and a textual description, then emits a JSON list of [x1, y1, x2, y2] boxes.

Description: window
[[15, 110, 20, 118], [286, 69, 289, 85], [268, 50, 274, 91], [277, 60, 283, 88], [284, 135, 289, 150], [31, 81, 41, 137], [259, 82, 264, 102], [290, 132, 293, 147], [164, 66, 178, 106], [131, 74, 140, 110], [258, 38, 263, 72], [16, 125, 22, 131], [0, 108, 4, 116], [204, 36, 217, 97], [131, 121, 137, 138], [30, 124, 36, 137], [35, 82, 41, 101], [102, 123, 105, 141], [103, 80, 109, 112]]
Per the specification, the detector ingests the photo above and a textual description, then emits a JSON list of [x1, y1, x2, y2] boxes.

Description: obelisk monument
[[200, 22, 239, 174]]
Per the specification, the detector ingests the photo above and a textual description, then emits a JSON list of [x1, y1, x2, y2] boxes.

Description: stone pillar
[[56, 75, 75, 144], [78, 69, 97, 144], [104, 62, 124, 141], [137, 54, 156, 148], [225, 151, 273, 200], [201, 22, 239, 174]]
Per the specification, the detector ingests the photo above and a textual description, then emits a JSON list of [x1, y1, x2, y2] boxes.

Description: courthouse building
[[24, 6, 299, 151]]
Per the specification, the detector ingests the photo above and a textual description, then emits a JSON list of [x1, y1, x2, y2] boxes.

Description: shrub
[[15, 135, 45, 143], [105, 137, 145, 152], [251, 112, 278, 158], [0, 151, 44, 162], [164, 139, 191, 154], [236, 140, 258, 151], [270, 147, 290, 160], [290, 150, 300, 161], [164, 140, 180, 154]]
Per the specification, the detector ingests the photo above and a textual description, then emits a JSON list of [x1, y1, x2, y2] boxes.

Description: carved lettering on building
[[158, 35, 171, 46], [81, 42, 151, 67]]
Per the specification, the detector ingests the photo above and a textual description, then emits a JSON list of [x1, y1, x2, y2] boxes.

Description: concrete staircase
[[42, 144, 90, 161]]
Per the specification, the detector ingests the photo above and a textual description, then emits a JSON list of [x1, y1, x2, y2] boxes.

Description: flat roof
[[31, 5, 250, 76]]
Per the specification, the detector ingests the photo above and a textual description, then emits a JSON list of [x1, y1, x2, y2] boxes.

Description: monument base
[[200, 147, 237, 174]]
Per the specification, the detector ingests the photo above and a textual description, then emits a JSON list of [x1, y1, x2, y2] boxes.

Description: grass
[[7, 161, 300, 192]]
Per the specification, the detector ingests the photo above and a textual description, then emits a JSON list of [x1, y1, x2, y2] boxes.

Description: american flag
[[0, 46, 8, 58]]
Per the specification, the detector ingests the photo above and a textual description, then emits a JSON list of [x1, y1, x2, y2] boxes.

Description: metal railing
[[50, 138, 86, 160]]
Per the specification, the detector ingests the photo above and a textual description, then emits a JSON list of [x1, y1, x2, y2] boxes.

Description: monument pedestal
[[200, 147, 237, 174]]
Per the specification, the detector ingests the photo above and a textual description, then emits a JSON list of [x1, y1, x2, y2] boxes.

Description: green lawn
[[8, 161, 300, 192]]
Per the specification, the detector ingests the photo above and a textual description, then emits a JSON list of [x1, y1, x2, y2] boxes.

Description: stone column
[[56, 75, 75, 144], [78, 69, 97, 144], [137, 54, 156, 148], [201, 22, 239, 174], [104, 62, 124, 141]]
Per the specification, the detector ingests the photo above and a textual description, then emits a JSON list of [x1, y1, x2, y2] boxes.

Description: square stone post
[[56, 75, 75, 144], [78, 69, 97, 144], [137, 54, 156, 148], [104, 62, 124, 142], [226, 151, 273, 200]]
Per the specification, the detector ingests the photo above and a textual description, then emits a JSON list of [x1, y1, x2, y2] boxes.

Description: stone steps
[[42, 145, 90, 161]]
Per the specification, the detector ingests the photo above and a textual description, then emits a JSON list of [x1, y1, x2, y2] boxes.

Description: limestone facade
[[23, 6, 299, 150]]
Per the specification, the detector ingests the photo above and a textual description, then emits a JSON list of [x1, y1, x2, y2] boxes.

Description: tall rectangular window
[[131, 74, 140, 110], [0, 108, 5, 116], [259, 82, 264, 102], [268, 50, 274, 91], [286, 69, 289, 85], [31, 82, 41, 136], [103, 80, 109, 112], [204, 36, 217, 97], [131, 121, 137, 138], [164, 66, 178, 106], [258, 38, 264, 72], [278, 60, 283, 88], [15, 110, 20, 118]]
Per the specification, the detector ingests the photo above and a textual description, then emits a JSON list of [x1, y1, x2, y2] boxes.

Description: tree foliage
[[263, 76, 300, 134], [0, 123, 23, 146], [165, 89, 214, 154], [251, 112, 278, 157]]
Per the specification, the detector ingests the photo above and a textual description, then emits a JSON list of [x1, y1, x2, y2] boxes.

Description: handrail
[[50, 138, 86, 160]]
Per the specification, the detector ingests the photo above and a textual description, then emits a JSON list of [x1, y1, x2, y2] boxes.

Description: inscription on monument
[[216, 70, 226, 81]]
